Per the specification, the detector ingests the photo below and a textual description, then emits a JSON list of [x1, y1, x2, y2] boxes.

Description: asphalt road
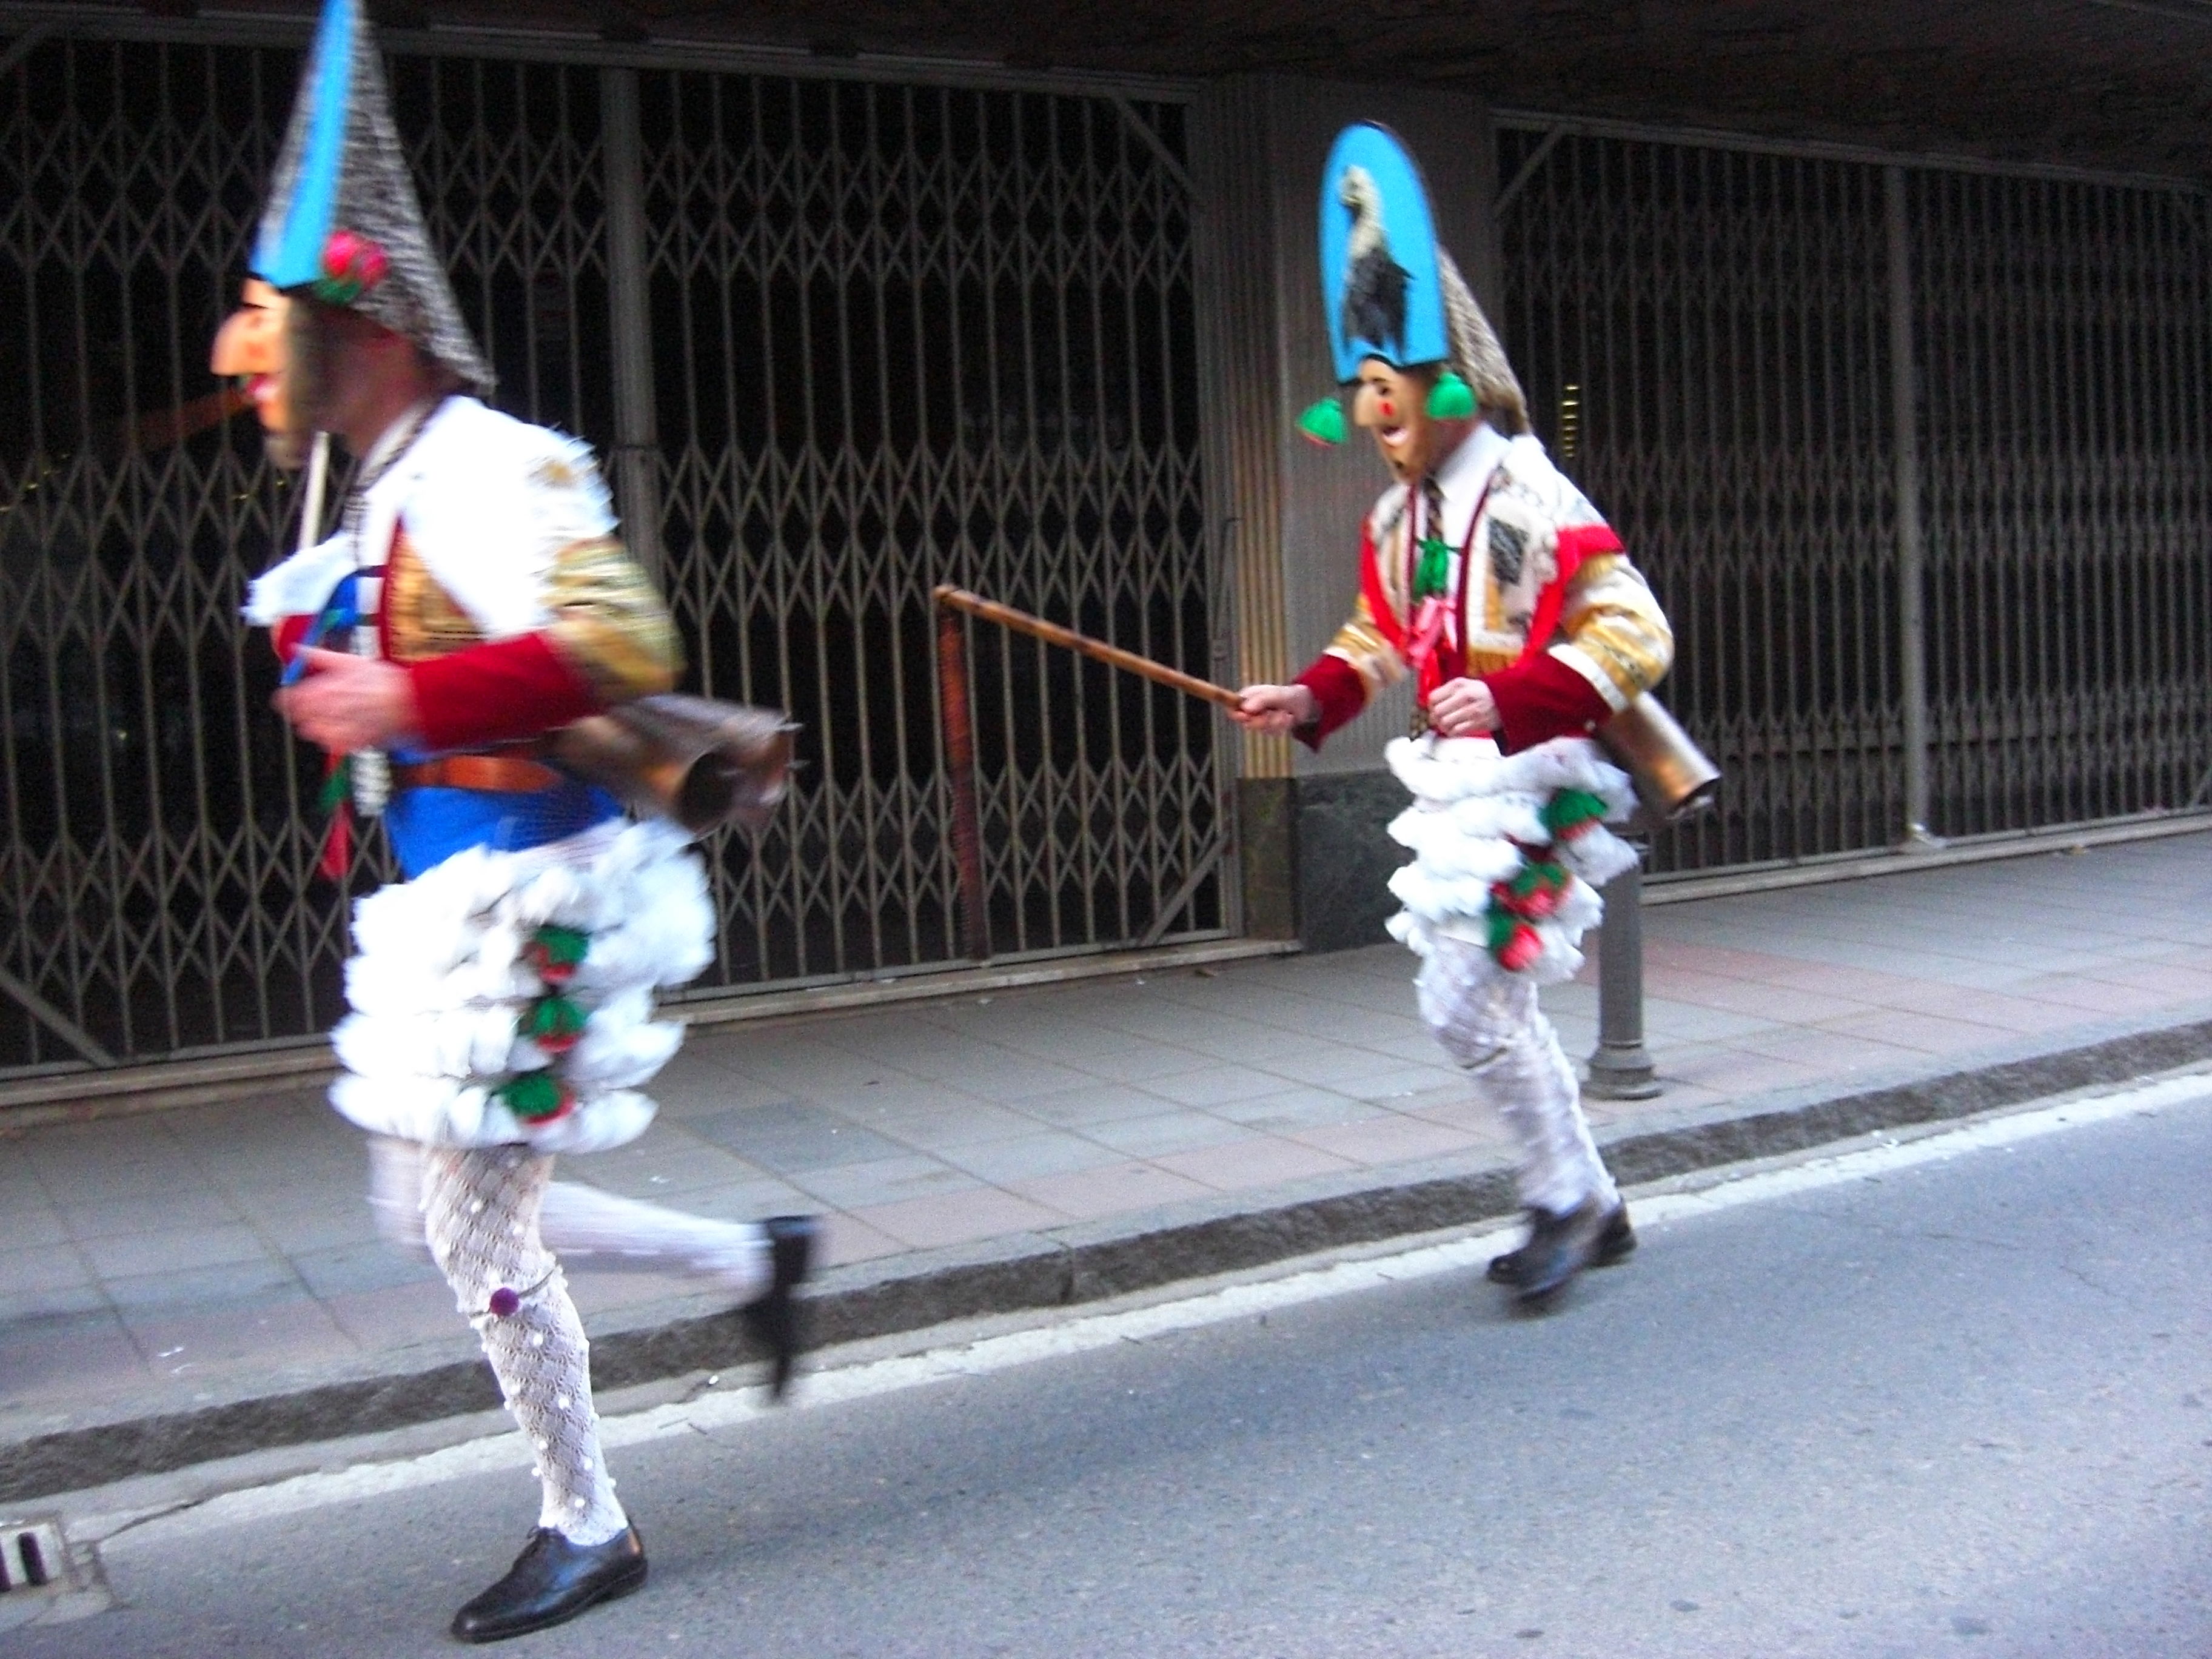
[[13, 1088, 2212, 1658]]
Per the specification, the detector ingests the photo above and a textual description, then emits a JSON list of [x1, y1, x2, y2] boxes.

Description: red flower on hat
[[313, 229, 389, 303]]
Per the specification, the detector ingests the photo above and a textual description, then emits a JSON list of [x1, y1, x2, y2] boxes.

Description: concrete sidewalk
[[5, 831, 2212, 1501]]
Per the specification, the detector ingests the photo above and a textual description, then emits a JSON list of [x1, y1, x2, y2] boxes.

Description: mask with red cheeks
[[1350, 360, 1470, 483]]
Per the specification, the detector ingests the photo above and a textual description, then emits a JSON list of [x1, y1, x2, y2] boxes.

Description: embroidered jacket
[[1292, 422, 1672, 752], [247, 396, 677, 750]]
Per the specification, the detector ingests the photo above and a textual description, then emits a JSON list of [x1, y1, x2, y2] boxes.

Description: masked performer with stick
[[1235, 125, 1674, 1309], [221, 0, 814, 1638]]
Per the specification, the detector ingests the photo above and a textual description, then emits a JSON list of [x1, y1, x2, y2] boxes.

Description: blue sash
[[383, 774, 623, 879], [293, 572, 624, 879]]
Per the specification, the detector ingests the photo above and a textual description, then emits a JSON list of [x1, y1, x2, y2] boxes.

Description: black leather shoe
[[451, 1526, 646, 1644], [1506, 1198, 1611, 1307], [742, 1214, 819, 1402], [1487, 1202, 1636, 1287]]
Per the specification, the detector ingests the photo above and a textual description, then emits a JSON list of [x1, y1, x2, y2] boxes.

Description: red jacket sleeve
[[405, 634, 606, 751], [1290, 654, 1369, 751], [1479, 652, 1615, 752]]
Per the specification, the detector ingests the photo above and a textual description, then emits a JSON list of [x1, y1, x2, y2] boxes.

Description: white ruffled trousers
[[333, 819, 773, 1544], [1384, 734, 1637, 1220], [1415, 937, 1618, 1217]]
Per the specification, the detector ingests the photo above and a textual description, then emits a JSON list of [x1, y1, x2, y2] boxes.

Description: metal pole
[[936, 606, 990, 961], [1886, 164, 1939, 848], [600, 66, 665, 583], [1584, 847, 1660, 1100]]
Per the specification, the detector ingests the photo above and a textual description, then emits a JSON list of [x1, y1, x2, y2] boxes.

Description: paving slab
[[4, 831, 2211, 1502]]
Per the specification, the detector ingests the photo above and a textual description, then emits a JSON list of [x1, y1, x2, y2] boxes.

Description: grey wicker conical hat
[[251, 0, 494, 392]]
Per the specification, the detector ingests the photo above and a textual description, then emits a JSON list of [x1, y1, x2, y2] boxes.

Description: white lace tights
[[369, 1139, 770, 1303], [417, 1147, 629, 1546], [1415, 936, 1618, 1216]]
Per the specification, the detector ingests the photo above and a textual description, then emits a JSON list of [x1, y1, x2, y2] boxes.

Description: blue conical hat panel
[[1318, 123, 1449, 384], [252, 0, 353, 288], [250, 0, 494, 391]]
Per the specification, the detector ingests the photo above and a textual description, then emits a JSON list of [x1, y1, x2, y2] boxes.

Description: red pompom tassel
[[1495, 923, 1544, 974]]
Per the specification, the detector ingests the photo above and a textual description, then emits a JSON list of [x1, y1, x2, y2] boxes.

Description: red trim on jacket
[[1355, 521, 1404, 655], [1475, 518, 1626, 751], [1480, 651, 1615, 752], [1513, 523, 1623, 672], [1290, 652, 1369, 750], [406, 634, 605, 752], [1307, 507, 1630, 754]]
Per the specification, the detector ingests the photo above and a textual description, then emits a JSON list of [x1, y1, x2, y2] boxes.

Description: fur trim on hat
[[1438, 249, 1528, 435]]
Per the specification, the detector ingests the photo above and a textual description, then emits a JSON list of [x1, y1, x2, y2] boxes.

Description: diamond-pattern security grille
[[1911, 170, 2212, 835], [0, 35, 1218, 1075], [1, 38, 324, 1073], [1498, 124, 2212, 871], [1499, 132, 1904, 871], [637, 76, 1221, 985]]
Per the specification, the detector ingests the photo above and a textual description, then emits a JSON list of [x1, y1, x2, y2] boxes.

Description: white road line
[[96, 1071, 2212, 1546]]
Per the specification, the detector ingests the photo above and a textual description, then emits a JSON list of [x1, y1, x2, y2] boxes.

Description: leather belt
[[392, 754, 564, 794]]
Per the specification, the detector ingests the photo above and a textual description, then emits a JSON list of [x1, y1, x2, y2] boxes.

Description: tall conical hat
[[1304, 122, 1526, 439], [252, 0, 494, 393]]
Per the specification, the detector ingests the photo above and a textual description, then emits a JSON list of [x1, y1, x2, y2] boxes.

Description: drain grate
[[0, 1521, 64, 1594], [0, 1516, 107, 1631]]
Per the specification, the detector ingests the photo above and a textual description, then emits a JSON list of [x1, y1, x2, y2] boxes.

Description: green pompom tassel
[[523, 924, 591, 985], [1485, 906, 1520, 953], [497, 1070, 575, 1124], [532, 925, 590, 966], [521, 994, 589, 1056], [1426, 370, 1476, 420], [1507, 859, 1568, 901], [1296, 397, 1347, 446], [1540, 787, 1610, 840]]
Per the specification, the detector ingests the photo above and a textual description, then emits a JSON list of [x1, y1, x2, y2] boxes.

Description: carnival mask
[[210, 278, 306, 468], [1352, 358, 1471, 484]]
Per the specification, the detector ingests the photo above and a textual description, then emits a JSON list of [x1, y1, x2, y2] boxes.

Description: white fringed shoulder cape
[[243, 396, 615, 638]]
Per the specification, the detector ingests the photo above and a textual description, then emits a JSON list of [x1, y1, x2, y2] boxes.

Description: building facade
[[2, 2, 2208, 1076]]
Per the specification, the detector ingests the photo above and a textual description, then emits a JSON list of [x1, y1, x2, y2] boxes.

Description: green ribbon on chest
[[1412, 536, 1452, 602]]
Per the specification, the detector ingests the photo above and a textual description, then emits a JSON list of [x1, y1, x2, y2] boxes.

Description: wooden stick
[[935, 604, 991, 962], [932, 585, 1242, 711], [297, 432, 331, 557], [127, 385, 253, 452]]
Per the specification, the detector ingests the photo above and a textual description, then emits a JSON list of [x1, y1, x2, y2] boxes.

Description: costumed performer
[[1234, 124, 1674, 1307], [220, 0, 816, 1640]]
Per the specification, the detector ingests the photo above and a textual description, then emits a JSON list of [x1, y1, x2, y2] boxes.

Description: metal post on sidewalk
[[1885, 163, 1940, 851], [1584, 848, 1661, 1100]]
